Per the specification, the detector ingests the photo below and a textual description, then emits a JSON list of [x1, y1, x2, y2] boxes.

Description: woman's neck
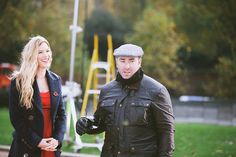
[[36, 68, 49, 92], [36, 68, 46, 79]]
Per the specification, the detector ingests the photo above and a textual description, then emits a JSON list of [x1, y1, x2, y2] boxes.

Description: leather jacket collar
[[116, 68, 143, 90]]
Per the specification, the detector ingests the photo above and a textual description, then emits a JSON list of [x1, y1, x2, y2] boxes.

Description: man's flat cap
[[114, 44, 144, 57]]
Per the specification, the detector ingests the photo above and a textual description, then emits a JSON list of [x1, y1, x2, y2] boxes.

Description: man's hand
[[76, 117, 94, 135]]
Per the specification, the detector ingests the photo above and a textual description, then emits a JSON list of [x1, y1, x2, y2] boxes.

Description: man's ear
[[115, 57, 118, 69], [138, 57, 142, 66]]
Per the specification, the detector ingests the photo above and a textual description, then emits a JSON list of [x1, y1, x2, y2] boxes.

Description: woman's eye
[[38, 51, 43, 54]]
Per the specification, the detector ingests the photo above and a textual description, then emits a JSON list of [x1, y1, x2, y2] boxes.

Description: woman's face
[[37, 42, 52, 69]]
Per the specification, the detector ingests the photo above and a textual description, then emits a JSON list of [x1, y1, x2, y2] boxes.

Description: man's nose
[[124, 63, 130, 69]]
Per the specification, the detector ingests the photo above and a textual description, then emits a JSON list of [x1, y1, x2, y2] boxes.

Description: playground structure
[[80, 34, 116, 117], [62, 0, 116, 152], [63, 34, 115, 151]]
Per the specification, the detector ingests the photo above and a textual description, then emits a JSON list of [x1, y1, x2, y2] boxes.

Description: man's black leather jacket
[[87, 75, 175, 157]]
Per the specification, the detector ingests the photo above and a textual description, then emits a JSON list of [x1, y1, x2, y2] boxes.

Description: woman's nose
[[43, 52, 50, 58]]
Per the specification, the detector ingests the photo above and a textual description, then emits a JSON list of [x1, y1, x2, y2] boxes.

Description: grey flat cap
[[114, 44, 144, 57]]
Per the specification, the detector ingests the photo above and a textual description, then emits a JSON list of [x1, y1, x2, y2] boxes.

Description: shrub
[[0, 88, 9, 108]]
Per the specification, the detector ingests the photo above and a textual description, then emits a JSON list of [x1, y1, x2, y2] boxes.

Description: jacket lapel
[[33, 70, 60, 119], [46, 70, 60, 120], [33, 80, 43, 115]]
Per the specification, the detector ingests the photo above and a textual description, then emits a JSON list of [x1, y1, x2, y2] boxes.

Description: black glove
[[76, 117, 94, 136]]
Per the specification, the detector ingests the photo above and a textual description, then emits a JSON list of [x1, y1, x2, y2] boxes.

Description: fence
[[172, 99, 236, 126]]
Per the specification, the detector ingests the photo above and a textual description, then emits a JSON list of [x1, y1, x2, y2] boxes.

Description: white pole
[[67, 0, 83, 150], [69, 0, 82, 81]]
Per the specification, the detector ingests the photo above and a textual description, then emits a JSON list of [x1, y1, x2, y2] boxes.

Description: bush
[[83, 7, 126, 61], [0, 88, 9, 108]]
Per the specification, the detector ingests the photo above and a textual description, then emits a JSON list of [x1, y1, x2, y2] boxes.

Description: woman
[[8, 35, 66, 157]]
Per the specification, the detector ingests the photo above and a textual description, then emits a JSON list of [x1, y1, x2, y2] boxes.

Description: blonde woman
[[8, 36, 66, 157]]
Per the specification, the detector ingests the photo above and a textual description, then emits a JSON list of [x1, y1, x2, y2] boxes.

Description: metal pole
[[68, 0, 83, 148], [69, 0, 82, 81]]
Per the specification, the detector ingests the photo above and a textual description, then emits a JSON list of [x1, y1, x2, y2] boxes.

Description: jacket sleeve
[[9, 80, 42, 149], [151, 86, 175, 157], [86, 89, 106, 134], [53, 79, 66, 147]]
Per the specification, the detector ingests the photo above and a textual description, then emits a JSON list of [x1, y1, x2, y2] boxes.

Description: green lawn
[[174, 123, 236, 157], [0, 108, 13, 145], [1, 108, 236, 157]]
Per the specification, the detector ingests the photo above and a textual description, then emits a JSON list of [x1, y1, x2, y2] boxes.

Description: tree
[[83, 7, 126, 61], [113, 0, 146, 32], [0, 0, 33, 63], [174, 0, 236, 98], [126, 7, 184, 94], [214, 57, 236, 98], [0, 0, 87, 81]]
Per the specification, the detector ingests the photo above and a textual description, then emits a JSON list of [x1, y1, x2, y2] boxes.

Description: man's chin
[[121, 75, 132, 79]]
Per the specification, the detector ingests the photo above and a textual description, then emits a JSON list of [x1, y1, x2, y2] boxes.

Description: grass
[[0, 108, 13, 145], [174, 123, 236, 157], [62, 133, 102, 154], [1, 108, 236, 157]]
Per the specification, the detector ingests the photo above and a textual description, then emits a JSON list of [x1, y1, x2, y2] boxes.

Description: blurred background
[[0, 0, 236, 157], [1, 0, 236, 98]]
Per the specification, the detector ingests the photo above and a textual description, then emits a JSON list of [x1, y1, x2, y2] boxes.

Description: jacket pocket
[[130, 142, 157, 152], [100, 100, 116, 126], [129, 101, 151, 126]]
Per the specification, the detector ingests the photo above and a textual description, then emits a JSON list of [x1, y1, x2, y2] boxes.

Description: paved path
[[0, 145, 99, 157], [0, 151, 8, 157]]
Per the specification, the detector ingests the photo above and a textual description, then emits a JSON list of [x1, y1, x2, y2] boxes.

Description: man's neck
[[116, 68, 144, 86]]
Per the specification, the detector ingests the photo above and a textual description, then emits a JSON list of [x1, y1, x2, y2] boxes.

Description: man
[[76, 44, 175, 157]]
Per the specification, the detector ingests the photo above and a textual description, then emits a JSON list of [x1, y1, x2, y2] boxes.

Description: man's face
[[116, 56, 141, 79]]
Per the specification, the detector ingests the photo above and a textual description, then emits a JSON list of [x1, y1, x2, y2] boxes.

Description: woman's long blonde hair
[[11, 35, 51, 109]]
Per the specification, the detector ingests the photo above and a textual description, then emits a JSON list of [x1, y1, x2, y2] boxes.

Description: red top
[[40, 91, 55, 157]]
